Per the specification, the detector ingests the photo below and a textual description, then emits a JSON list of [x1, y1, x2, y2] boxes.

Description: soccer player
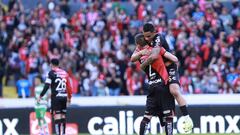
[[132, 33, 178, 135], [34, 76, 49, 135], [142, 22, 193, 133], [37, 58, 72, 135]]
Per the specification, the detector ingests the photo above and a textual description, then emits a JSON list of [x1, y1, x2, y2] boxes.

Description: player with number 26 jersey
[[39, 58, 72, 135], [44, 68, 72, 99]]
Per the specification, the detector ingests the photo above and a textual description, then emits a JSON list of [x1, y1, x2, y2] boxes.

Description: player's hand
[[37, 97, 41, 104], [67, 98, 71, 107]]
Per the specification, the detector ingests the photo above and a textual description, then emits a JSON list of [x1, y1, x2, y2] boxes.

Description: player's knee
[[169, 84, 180, 97]]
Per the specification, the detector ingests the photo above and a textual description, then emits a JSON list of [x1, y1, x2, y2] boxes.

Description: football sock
[[54, 119, 61, 135], [38, 119, 42, 127], [140, 117, 150, 135], [158, 115, 165, 127], [165, 117, 173, 135], [43, 117, 46, 124], [61, 118, 66, 135], [43, 123, 49, 135], [180, 105, 189, 116]]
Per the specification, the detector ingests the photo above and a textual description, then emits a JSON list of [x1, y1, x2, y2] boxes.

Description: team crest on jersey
[[154, 36, 161, 46]]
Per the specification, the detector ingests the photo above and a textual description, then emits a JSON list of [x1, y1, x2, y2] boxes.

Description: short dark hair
[[51, 58, 59, 66], [135, 33, 147, 46], [143, 23, 155, 33]]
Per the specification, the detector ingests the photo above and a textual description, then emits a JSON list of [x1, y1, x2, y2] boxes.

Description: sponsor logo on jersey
[[148, 79, 162, 85], [56, 93, 67, 97]]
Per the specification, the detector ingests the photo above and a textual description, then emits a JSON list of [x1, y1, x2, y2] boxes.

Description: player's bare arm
[[131, 48, 150, 62], [162, 52, 178, 67], [130, 49, 143, 62], [140, 47, 160, 70], [162, 51, 178, 63], [140, 46, 178, 70], [66, 77, 73, 104]]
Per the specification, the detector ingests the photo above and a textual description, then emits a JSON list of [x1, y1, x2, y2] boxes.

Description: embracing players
[[133, 33, 177, 135], [131, 23, 193, 134]]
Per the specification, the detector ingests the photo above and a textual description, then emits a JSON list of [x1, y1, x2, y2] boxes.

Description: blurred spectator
[[233, 77, 240, 93], [95, 73, 109, 96], [106, 64, 121, 96], [192, 6, 204, 22], [16, 75, 30, 98], [191, 71, 202, 94], [128, 71, 142, 95], [200, 38, 212, 67], [219, 7, 233, 34], [165, 30, 176, 51], [5, 51, 21, 85], [0, 22, 9, 52], [226, 67, 239, 92], [60, 0, 70, 16], [180, 70, 193, 94], [26, 51, 40, 87], [86, 31, 101, 61], [80, 69, 91, 96], [0, 0, 239, 98], [201, 69, 219, 94], [0, 52, 5, 97], [184, 49, 202, 74]]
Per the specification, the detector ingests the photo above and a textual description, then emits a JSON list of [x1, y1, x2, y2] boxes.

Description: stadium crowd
[[0, 0, 239, 97]]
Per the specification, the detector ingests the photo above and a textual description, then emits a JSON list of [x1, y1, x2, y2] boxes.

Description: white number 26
[[55, 78, 67, 91]]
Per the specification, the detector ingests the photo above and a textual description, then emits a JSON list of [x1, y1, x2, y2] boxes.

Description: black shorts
[[51, 97, 67, 114], [166, 63, 180, 85], [145, 83, 175, 119]]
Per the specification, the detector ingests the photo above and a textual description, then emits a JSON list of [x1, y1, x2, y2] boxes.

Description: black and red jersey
[[45, 67, 72, 99], [150, 33, 170, 51], [149, 33, 171, 63], [137, 46, 169, 85]]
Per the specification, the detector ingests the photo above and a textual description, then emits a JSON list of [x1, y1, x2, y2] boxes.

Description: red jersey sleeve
[[66, 76, 72, 99], [159, 47, 166, 56]]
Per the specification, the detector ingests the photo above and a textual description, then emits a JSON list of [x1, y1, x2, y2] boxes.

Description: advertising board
[[0, 105, 239, 134]]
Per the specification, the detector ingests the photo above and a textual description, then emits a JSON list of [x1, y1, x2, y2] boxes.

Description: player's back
[[140, 46, 169, 85], [48, 67, 69, 99]]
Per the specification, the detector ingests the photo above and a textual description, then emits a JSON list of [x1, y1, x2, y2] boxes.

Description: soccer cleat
[[183, 115, 193, 134]]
